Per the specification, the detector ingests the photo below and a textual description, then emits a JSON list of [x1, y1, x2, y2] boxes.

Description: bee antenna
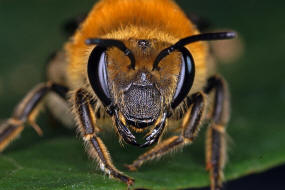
[[86, 38, 136, 70], [152, 31, 237, 71]]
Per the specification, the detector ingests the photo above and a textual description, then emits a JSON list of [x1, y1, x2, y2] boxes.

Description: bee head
[[86, 38, 189, 128], [86, 32, 236, 129]]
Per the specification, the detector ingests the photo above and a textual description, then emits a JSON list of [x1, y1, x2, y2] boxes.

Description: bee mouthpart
[[124, 114, 157, 129], [119, 83, 162, 129]]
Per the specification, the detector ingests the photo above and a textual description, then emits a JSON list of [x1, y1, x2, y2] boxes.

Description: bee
[[0, 0, 236, 189]]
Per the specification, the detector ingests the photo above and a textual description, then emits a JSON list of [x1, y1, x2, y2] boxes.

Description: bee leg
[[73, 89, 134, 187], [125, 92, 206, 171], [204, 75, 230, 190], [0, 82, 68, 152]]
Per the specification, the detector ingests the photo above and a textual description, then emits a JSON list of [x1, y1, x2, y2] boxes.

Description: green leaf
[[0, 0, 285, 189]]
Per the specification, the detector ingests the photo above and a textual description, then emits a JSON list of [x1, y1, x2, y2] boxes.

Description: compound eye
[[88, 46, 112, 107], [171, 47, 195, 109], [98, 52, 110, 97]]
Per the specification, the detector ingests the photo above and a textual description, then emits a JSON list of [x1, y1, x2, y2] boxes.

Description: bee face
[[99, 39, 182, 127], [86, 32, 233, 131]]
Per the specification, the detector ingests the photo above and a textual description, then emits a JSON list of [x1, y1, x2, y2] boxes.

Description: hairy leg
[[0, 82, 68, 152], [73, 89, 134, 187], [204, 75, 230, 190]]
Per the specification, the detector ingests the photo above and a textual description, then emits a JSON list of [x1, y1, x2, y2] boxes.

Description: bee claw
[[140, 139, 155, 148], [140, 112, 168, 148], [127, 137, 140, 146], [139, 142, 148, 148], [114, 109, 140, 146]]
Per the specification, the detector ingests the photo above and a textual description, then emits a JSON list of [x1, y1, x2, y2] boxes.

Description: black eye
[[87, 38, 136, 110], [171, 47, 195, 109], [152, 32, 236, 109], [87, 46, 112, 107], [153, 32, 236, 109]]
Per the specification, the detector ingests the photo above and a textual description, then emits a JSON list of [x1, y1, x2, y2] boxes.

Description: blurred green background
[[0, 0, 285, 189]]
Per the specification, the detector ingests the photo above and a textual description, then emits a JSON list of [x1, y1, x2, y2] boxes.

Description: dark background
[[188, 164, 285, 190]]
